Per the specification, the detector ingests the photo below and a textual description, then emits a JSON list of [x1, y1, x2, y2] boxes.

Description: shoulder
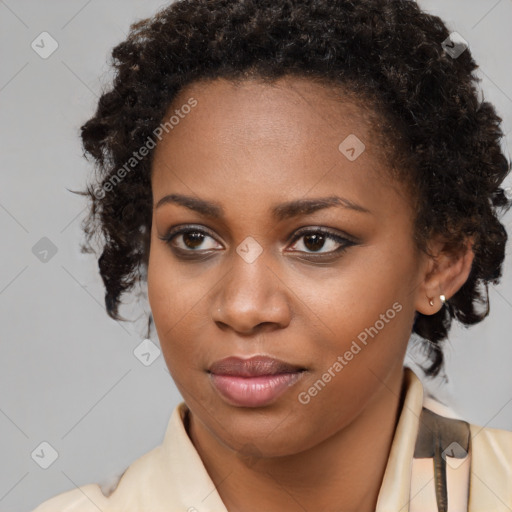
[[31, 403, 195, 511], [411, 403, 512, 511], [468, 421, 512, 509], [31, 444, 164, 511], [31, 483, 112, 512], [421, 400, 512, 509], [469, 421, 512, 458]]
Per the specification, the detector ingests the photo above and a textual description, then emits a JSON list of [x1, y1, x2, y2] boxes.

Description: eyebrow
[[154, 193, 372, 220]]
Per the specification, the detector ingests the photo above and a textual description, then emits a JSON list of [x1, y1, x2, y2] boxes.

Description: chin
[[201, 402, 317, 455]]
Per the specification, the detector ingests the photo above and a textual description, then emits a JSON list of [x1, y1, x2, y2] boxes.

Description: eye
[[159, 224, 357, 260], [287, 228, 356, 257], [158, 225, 222, 255]]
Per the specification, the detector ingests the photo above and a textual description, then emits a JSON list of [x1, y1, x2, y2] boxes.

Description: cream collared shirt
[[32, 368, 512, 511]]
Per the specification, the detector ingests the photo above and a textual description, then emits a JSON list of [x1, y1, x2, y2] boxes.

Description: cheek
[[290, 308, 410, 451], [147, 243, 184, 363], [307, 252, 411, 345], [147, 241, 213, 378], [147, 238, 198, 329], [294, 243, 416, 402]]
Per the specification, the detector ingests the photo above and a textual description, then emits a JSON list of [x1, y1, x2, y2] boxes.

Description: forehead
[[164, 76, 378, 140], [150, 76, 405, 217], [154, 77, 387, 161]]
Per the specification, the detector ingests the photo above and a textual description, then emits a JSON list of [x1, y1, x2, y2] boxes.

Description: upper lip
[[208, 356, 306, 377]]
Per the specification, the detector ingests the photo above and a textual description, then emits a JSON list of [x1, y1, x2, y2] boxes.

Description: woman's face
[[147, 76, 429, 457]]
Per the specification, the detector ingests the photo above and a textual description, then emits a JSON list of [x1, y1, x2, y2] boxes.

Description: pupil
[[304, 233, 325, 252], [184, 232, 204, 248]]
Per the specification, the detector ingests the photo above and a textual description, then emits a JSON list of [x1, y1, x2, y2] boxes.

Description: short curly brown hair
[[76, 0, 511, 377]]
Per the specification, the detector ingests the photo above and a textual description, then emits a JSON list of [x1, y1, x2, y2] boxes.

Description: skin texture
[[147, 77, 474, 512]]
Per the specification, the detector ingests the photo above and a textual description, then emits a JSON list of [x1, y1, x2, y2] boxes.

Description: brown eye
[[182, 231, 207, 249], [288, 228, 356, 256], [158, 226, 222, 253], [302, 233, 328, 252]]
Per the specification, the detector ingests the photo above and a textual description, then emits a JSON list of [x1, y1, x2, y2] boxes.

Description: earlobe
[[425, 292, 447, 309], [415, 237, 475, 316]]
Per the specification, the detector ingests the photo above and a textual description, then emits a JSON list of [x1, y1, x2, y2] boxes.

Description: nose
[[212, 251, 292, 335]]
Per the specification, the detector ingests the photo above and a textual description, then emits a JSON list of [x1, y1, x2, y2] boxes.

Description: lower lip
[[210, 372, 305, 407]]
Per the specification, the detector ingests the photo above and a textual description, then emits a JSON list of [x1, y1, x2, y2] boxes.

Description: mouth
[[208, 355, 307, 408]]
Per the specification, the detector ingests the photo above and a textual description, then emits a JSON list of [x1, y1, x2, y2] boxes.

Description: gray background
[[0, 1, 511, 510]]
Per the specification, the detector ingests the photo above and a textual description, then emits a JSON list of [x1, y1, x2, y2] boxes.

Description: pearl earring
[[427, 294, 446, 307]]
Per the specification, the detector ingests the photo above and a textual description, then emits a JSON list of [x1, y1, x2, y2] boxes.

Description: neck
[[187, 367, 406, 512]]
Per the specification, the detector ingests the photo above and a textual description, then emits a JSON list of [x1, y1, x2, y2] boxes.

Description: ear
[[415, 236, 475, 315]]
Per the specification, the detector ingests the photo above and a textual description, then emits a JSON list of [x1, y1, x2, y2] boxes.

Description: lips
[[209, 356, 305, 377], [208, 356, 306, 407]]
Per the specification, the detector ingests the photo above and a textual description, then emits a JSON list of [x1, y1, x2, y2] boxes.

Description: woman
[[33, 0, 512, 510]]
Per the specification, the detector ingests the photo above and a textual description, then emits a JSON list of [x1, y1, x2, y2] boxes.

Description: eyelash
[[158, 224, 357, 260]]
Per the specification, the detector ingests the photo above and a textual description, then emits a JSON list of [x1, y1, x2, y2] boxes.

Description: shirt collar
[[376, 367, 424, 512]]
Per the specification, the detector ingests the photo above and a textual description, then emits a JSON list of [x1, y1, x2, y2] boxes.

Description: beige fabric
[[409, 455, 471, 512], [375, 368, 423, 511], [468, 424, 512, 511], [32, 368, 512, 512]]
